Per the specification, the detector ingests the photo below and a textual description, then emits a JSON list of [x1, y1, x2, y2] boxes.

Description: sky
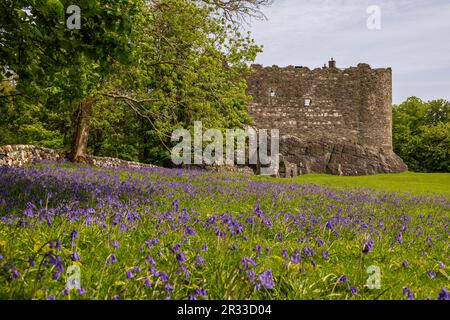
[[246, 0, 450, 104]]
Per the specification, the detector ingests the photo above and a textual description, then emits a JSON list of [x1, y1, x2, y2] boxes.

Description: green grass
[[259, 172, 450, 196]]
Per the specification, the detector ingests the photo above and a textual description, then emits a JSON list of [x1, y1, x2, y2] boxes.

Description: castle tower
[[246, 61, 407, 176]]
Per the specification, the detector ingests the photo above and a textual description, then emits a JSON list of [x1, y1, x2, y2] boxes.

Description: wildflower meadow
[[0, 163, 448, 300]]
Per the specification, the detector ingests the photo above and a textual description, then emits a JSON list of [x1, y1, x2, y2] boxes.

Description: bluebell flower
[[176, 252, 187, 264], [290, 251, 301, 264], [362, 239, 374, 254], [196, 254, 206, 267], [402, 260, 409, 267], [437, 288, 449, 300], [403, 287, 414, 300], [258, 270, 275, 290], [70, 251, 81, 262], [126, 270, 134, 279], [427, 270, 436, 280], [172, 243, 181, 253], [242, 257, 257, 268], [11, 268, 20, 280], [61, 288, 69, 297], [339, 275, 348, 283], [109, 240, 119, 249], [165, 283, 174, 295], [146, 256, 156, 265], [107, 253, 117, 265]]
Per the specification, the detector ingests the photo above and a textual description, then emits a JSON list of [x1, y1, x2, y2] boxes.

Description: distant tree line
[[393, 97, 450, 172]]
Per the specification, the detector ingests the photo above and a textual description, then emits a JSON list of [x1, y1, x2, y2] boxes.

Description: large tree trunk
[[70, 98, 93, 162]]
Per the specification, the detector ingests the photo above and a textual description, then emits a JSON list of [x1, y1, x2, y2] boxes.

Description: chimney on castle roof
[[328, 58, 336, 68]]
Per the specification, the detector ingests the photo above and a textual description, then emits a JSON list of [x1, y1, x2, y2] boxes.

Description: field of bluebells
[[0, 163, 448, 300]]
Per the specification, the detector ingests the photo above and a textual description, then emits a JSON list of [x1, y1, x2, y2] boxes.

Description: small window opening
[[304, 98, 312, 106]]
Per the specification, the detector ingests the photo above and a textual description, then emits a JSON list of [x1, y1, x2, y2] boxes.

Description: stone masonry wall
[[0, 145, 157, 169], [246, 61, 407, 175]]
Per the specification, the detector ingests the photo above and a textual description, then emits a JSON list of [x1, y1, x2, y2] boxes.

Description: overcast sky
[[246, 0, 450, 104]]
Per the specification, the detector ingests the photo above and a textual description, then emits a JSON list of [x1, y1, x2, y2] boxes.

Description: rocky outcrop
[[0, 145, 157, 169], [280, 137, 408, 176]]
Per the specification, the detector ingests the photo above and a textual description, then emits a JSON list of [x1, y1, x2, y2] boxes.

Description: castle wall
[[246, 63, 393, 151]]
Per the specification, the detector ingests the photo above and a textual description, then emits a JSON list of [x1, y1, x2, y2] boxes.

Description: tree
[[393, 97, 450, 172], [0, 0, 147, 160], [1, 0, 270, 164]]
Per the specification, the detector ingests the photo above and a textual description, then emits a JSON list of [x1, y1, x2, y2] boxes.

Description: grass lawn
[[259, 172, 450, 197]]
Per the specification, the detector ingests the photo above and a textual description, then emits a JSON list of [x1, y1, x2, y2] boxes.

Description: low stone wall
[[0, 145, 157, 169], [0, 145, 65, 167], [183, 164, 255, 176], [84, 155, 157, 169]]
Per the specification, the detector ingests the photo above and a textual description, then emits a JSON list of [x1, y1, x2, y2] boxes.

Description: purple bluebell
[[70, 251, 81, 262], [403, 287, 414, 300], [362, 239, 374, 254], [176, 252, 187, 264], [11, 268, 20, 280], [427, 270, 437, 280], [242, 257, 257, 269], [78, 288, 87, 295], [437, 288, 449, 300], [196, 254, 206, 267], [109, 240, 119, 249], [107, 253, 117, 265], [126, 270, 135, 279], [339, 275, 348, 283], [258, 270, 275, 290], [146, 256, 156, 265]]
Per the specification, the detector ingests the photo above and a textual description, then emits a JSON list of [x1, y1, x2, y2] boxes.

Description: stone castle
[[246, 59, 408, 176]]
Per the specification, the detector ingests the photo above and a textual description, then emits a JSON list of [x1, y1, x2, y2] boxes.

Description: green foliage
[[0, 0, 262, 165], [393, 97, 450, 172]]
